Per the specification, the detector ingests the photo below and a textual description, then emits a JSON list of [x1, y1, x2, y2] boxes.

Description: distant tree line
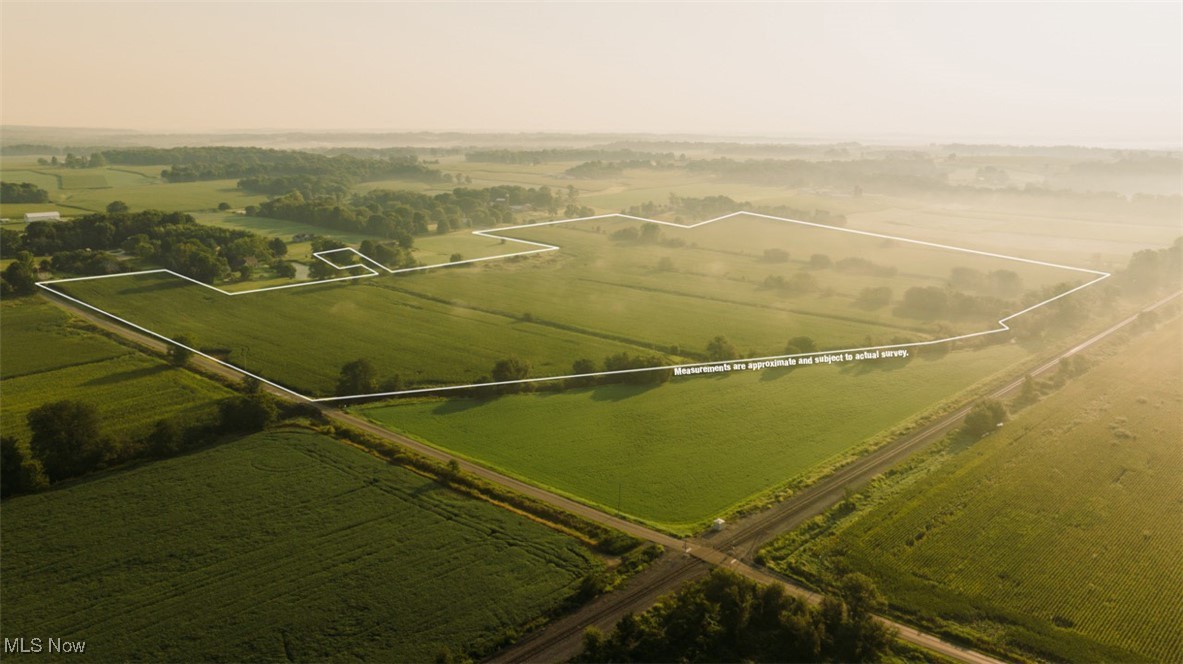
[[624, 194, 847, 227], [0, 181, 50, 203], [565, 159, 673, 179], [96, 146, 447, 185], [465, 148, 675, 165], [575, 568, 893, 663], [251, 185, 570, 240]]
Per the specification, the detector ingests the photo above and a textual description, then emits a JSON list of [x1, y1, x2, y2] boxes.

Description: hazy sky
[[3, 2, 1180, 146]]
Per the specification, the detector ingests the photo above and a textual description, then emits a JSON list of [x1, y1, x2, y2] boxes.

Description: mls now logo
[[4, 637, 87, 654]]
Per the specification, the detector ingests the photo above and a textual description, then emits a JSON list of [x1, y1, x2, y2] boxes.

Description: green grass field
[[0, 429, 598, 661], [0, 298, 232, 440], [362, 342, 1031, 532], [759, 320, 1183, 663], [49, 213, 1079, 397], [0, 159, 267, 215]]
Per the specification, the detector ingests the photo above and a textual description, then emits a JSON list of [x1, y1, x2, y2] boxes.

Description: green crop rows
[[0, 430, 598, 661], [760, 321, 1183, 662]]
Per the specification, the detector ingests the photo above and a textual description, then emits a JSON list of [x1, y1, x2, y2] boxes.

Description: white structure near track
[[24, 211, 61, 222]]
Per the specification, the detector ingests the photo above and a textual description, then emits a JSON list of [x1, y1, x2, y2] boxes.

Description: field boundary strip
[[36, 211, 1111, 402]]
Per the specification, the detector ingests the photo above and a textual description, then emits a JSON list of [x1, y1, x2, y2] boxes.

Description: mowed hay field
[[51, 213, 1080, 396], [761, 320, 1183, 662], [0, 430, 599, 662], [0, 298, 232, 439], [0, 159, 267, 215], [363, 342, 1032, 532]]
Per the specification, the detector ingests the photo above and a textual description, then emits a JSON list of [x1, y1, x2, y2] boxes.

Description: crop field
[[760, 320, 1183, 662], [0, 430, 598, 661], [363, 342, 1031, 531], [0, 159, 267, 214], [0, 298, 231, 440], [48, 213, 1084, 397]]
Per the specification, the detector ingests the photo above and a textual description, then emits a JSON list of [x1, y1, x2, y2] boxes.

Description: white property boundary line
[[36, 211, 1110, 402]]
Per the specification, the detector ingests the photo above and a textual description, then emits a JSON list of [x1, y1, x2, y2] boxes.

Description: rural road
[[40, 288, 1180, 664]]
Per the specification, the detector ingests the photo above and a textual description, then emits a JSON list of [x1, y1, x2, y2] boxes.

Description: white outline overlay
[[36, 211, 1110, 402]]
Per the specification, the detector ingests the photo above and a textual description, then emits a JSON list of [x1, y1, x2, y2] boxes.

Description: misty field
[[0, 158, 266, 215], [759, 320, 1183, 663], [0, 299, 231, 440], [0, 430, 598, 662], [51, 213, 1079, 397], [363, 342, 1031, 532]]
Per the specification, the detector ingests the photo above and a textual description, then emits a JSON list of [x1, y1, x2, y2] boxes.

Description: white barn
[[24, 211, 61, 222]]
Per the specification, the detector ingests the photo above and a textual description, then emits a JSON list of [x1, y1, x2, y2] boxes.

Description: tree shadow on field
[[432, 398, 492, 415], [90, 278, 192, 296], [82, 364, 170, 386], [838, 356, 914, 376], [589, 382, 664, 402], [759, 366, 797, 382]]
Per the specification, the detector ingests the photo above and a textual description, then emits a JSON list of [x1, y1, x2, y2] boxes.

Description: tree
[[241, 374, 262, 394], [1013, 374, 1039, 408], [337, 359, 378, 395], [566, 358, 599, 388], [492, 356, 531, 393], [218, 395, 277, 433], [1, 436, 48, 497], [784, 336, 817, 354], [167, 334, 195, 366], [27, 401, 104, 482], [1, 252, 37, 295], [810, 253, 832, 269], [267, 237, 288, 257], [763, 248, 789, 263], [106, 200, 129, 214], [273, 261, 297, 279], [705, 335, 738, 361], [146, 419, 183, 457], [901, 286, 949, 318], [962, 399, 1008, 438], [217, 201, 232, 211]]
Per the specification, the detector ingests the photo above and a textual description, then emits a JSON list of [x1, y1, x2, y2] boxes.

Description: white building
[[24, 211, 61, 222]]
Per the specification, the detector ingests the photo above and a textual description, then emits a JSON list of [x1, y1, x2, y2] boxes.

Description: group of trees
[[898, 286, 1010, 321], [622, 194, 848, 227], [465, 148, 674, 165], [1, 252, 39, 296], [94, 146, 446, 186], [0, 389, 286, 497], [576, 568, 892, 663], [251, 185, 569, 242], [565, 159, 672, 179], [4, 209, 285, 284], [685, 156, 950, 194], [0, 181, 50, 203]]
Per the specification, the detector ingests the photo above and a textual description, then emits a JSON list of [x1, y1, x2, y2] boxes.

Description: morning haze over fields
[[1, 2, 1180, 663]]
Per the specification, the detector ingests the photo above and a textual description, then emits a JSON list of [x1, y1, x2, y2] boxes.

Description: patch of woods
[[248, 184, 576, 239], [95, 146, 447, 186], [0, 181, 51, 203], [0, 370, 323, 499], [1, 209, 289, 287], [623, 194, 847, 227], [574, 568, 893, 663], [465, 148, 676, 165]]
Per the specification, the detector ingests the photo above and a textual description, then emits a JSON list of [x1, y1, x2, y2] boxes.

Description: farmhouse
[[24, 211, 61, 222]]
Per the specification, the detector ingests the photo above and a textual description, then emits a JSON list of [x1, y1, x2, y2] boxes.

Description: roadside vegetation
[[757, 315, 1182, 663]]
